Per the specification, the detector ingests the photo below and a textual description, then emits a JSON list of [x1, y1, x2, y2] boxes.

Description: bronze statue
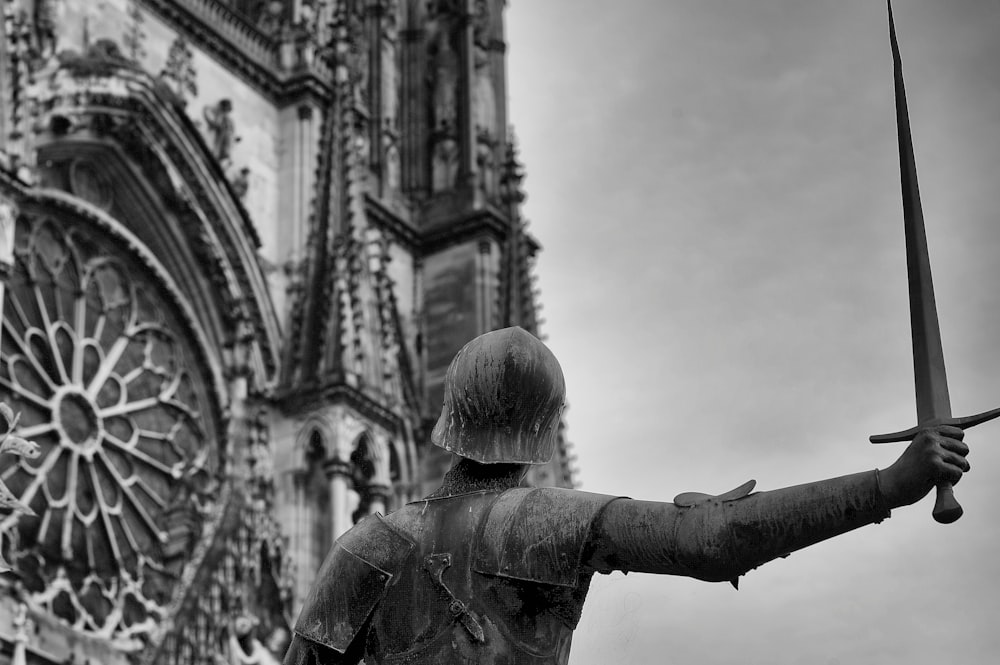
[[283, 326, 971, 665]]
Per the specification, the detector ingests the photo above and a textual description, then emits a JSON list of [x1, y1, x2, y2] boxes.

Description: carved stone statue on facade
[[347, 10, 369, 107], [1, 404, 40, 572], [380, 0, 401, 133], [471, 0, 496, 142], [472, 53, 496, 143], [431, 136, 458, 192], [429, 29, 458, 133], [160, 36, 198, 103], [255, 2, 288, 35], [472, 37, 497, 198], [383, 140, 401, 191], [475, 135, 496, 199], [29, 0, 58, 61], [284, 326, 971, 665], [214, 614, 288, 665], [204, 99, 239, 165], [429, 23, 459, 191], [232, 167, 251, 200]]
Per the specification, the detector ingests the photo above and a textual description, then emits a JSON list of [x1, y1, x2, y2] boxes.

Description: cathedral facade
[[0, 1, 573, 663]]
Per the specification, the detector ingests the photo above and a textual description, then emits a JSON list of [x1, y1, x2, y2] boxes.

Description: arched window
[[0, 206, 222, 641]]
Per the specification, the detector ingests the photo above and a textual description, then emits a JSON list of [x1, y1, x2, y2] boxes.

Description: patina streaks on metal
[[869, 1, 1000, 523], [431, 327, 565, 464], [293, 516, 414, 653]]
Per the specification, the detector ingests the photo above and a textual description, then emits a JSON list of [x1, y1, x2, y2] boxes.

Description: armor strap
[[294, 515, 414, 653], [473, 487, 619, 587]]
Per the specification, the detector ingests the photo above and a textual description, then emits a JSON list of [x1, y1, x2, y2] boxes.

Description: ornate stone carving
[[0, 403, 41, 572], [471, 0, 496, 139], [429, 28, 458, 136], [432, 135, 458, 192], [212, 614, 285, 665], [146, 396, 293, 665], [159, 36, 198, 103], [0, 211, 222, 646], [380, 0, 400, 133], [203, 98, 239, 165], [472, 54, 495, 142], [4, 5, 37, 168], [347, 8, 369, 107], [428, 13, 460, 192], [58, 38, 135, 78], [0, 197, 17, 269], [21, 0, 58, 65], [231, 167, 251, 201], [500, 137, 526, 206], [383, 139, 401, 191], [476, 135, 496, 198], [254, 1, 288, 35], [123, 0, 147, 63]]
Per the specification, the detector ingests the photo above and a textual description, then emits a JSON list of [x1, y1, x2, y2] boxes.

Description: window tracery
[[0, 209, 221, 646]]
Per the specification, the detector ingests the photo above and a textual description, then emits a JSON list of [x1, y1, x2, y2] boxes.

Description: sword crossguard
[[869, 406, 1000, 444], [870, 405, 1000, 523]]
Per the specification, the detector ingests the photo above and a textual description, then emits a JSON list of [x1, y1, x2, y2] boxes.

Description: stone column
[[0, 195, 17, 350], [366, 483, 391, 516], [324, 458, 353, 540], [291, 467, 311, 614]]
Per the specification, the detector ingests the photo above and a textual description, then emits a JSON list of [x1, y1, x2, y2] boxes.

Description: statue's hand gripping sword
[[870, 1, 1000, 523]]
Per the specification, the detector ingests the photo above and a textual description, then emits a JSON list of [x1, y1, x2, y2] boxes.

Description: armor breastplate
[[367, 489, 599, 665]]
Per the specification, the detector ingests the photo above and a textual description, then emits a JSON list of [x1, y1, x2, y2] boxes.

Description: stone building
[[0, 1, 574, 663]]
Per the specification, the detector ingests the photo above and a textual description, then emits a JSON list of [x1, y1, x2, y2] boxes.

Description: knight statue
[[284, 326, 970, 665]]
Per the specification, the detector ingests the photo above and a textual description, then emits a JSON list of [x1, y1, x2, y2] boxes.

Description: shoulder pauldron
[[293, 515, 414, 653], [473, 487, 619, 587]]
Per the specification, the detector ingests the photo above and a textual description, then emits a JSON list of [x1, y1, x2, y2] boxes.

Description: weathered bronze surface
[[869, 1, 1000, 523], [431, 326, 566, 465], [285, 327, 970, 664]]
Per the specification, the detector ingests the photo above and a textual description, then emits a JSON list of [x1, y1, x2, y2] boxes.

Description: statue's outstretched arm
[[586, 426, 969, 584], [587, 470, 890, 584]]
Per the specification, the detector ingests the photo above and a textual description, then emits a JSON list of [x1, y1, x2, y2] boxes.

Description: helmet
[[431, 327, 566, 464]]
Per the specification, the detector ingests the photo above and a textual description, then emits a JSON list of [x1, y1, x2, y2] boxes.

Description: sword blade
[[888, 1, 952, 423]]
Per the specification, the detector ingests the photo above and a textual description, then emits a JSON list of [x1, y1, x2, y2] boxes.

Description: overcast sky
[[507, 2, 1000, 664]]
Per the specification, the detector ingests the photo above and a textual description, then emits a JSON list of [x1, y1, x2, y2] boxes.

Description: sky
[[506, 2, 1000, 664]]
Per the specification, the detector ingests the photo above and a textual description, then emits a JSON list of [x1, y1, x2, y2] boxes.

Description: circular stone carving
[[0, 212, 220, 642], [56, 391, 100, 446]]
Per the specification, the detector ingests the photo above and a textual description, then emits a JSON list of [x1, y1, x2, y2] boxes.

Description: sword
[[869, 1, 1000, 523]]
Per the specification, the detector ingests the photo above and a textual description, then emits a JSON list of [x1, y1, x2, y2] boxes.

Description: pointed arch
[[293, 413, 337, 471], [30, 58, 282, 388]]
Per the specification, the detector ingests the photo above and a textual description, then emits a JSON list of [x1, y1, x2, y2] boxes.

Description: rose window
[[0, 212, 220, 643]]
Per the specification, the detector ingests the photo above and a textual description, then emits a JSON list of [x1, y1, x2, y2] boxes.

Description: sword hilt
[[932, 483, 962, 524], [870, 405, 1000, 523]]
